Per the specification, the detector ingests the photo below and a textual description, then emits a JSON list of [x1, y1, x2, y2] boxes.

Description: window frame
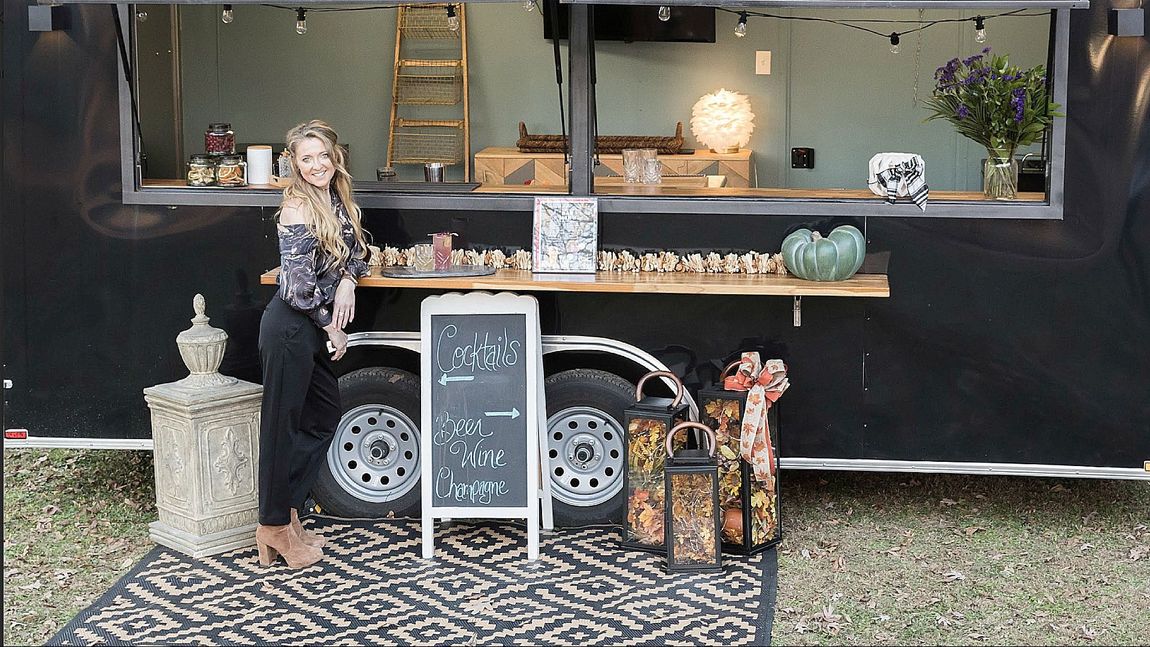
[[116, 1, 1078, 219]]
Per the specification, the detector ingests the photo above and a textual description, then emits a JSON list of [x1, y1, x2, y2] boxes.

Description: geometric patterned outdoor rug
[[49, 517, 777, 646]]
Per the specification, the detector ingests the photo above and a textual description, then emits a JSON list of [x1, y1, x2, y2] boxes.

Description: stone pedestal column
[[144, 294, 262, 558]]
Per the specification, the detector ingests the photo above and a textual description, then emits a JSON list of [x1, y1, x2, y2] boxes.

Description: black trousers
[[258, 296, 340, 526]]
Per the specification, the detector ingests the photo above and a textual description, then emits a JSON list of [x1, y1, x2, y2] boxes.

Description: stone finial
[[175, 294, 236, 388]]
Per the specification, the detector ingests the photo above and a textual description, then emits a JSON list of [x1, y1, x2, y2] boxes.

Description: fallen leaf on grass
[[1079, 625, 1103, 641], [1078, 543, 1095, 552], [1128, 546, 1146, 561], [964, 526, 986, 536], [100, 539, 129, 554], [940, 498, 958, 506], [940, 570, 966, 582], [41, 505, 60, 515]]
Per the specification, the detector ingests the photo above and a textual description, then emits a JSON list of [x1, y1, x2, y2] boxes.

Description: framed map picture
[[532, 197, 599, 273]]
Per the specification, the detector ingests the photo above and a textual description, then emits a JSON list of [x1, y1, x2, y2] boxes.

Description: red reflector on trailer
[[4, 429, 28, 440]]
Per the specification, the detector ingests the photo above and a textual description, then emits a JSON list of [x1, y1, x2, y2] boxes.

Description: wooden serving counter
[[260, 267, 889, 298]]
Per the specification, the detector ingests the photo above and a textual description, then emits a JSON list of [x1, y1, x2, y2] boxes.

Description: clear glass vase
[[983, 149, 1019, 200]]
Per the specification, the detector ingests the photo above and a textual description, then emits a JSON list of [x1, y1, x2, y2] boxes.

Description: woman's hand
[[325, 325, 349, 361], [333, 277, 356, 330]]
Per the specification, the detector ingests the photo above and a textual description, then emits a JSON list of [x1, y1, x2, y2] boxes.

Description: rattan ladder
[[386, 4, 470, 181]]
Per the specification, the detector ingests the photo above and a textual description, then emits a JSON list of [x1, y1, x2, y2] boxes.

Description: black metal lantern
[[621, 370, 691, 553], [663, 421, 722, 573], [697, 359, 784, 555]]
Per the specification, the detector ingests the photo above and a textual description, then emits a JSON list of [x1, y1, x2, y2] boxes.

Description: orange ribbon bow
[[723, 352, 789, 489]]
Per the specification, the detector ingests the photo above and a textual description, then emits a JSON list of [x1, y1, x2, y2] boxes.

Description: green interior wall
[[168, 3, 1050, 190]]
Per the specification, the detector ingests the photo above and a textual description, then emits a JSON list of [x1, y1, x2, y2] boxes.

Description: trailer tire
[[544, 369, 634, 527], [312, 367, 423, 519]]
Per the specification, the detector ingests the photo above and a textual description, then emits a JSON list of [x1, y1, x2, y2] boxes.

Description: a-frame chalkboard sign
[[420, 292, 549, 560]]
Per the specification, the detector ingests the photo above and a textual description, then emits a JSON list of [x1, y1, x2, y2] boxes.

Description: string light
[[734, 12, 748, 38], [446, 4, 460, 33], [221, 4, 234, 24], [658, 6, 671, 22], [523, 0, 535, 13], [974, 16, 987, 43], [713, 7, 1043, 53], [295, 7, 307, 34]]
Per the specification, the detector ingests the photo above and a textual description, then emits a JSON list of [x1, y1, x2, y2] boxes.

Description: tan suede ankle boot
[[290, 508, 327, 549], [255, 523, 323, 569]]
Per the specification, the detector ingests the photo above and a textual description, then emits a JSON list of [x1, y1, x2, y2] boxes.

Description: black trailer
[[3, 0, 1148, 525]]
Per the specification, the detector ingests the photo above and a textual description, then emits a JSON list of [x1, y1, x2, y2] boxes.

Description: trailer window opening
[[121, 2, 1073, 218]]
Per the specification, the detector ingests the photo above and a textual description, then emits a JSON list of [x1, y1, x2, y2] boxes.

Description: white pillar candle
[[246, 145, 273, 185]]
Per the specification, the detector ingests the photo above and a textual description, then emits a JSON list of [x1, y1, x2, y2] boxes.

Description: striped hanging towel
[[867, 152, 929, 211]]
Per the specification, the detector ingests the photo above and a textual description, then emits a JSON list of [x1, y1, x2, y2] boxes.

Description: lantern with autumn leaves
[[663, 421, 723, 573], [696, 353, 788, 555], [621, 371, 692, 553]]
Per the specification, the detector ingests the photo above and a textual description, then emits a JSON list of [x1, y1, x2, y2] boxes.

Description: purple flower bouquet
[[923, 48, 1062, 199]]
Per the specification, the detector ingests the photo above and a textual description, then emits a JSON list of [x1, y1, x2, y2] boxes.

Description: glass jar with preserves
[[215, 155, 247, 187], [186, 154, 216, 187], [204, 122, 235, 156]]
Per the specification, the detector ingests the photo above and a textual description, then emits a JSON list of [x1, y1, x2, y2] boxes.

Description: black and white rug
[[50, 518, 777, 645]]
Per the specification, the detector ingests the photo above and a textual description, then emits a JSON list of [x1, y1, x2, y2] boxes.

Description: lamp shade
[[690, 89, 755, 154]]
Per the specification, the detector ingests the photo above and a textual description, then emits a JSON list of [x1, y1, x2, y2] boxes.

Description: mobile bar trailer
[[3, 0, 1147, 525]]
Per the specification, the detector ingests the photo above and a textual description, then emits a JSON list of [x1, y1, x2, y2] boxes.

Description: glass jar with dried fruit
[[215, 155, 247, 187], [186, 154, 216, 187], [204, 122, 235, 156]]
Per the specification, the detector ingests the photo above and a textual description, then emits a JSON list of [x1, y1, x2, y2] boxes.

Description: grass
[[3, 448, 1148, 646]]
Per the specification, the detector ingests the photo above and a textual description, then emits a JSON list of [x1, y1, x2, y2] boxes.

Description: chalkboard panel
[[429, 313, 528, 508], [421, 292, 546, 560]]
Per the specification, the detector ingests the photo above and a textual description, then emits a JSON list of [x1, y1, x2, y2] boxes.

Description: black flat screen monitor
[[542, 1, 716, 43]]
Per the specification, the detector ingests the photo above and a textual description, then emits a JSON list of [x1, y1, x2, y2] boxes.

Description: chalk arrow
[[484, 408, 520, 419], [439, 374, 475, 385]]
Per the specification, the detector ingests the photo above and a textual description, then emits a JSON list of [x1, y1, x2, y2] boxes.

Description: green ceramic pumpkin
[[781, 225, 866, 281]]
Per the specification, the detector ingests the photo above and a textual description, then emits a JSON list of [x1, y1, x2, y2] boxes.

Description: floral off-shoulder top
[[276, 190, 370, 328]]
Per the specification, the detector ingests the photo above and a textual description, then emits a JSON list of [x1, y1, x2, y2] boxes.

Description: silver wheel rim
[[327, 404, 420, 503], [546, 406, 625, 507]]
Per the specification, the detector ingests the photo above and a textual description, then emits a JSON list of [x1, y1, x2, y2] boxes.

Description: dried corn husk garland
[[369, 246, 787, 275]]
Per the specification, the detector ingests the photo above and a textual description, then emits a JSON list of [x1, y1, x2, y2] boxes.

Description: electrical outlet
[[755, 51, 772, 75], [791, 147, 815, 169]]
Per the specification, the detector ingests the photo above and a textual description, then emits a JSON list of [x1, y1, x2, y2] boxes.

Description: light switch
[[755, 50, 772, 75]]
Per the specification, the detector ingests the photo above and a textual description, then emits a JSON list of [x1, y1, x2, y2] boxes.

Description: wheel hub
[[327, 404, 420, 503], [547, 407, 625, 507], [567, 435, 602, 469]]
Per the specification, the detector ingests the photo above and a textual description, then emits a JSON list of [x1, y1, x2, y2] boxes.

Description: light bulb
[[734, 13, 747, 38], [295, 8, 307, 34], [523, 0, 534, 12], [974, 17, 987, 43], [658, 6, 671, 22], [889, 32, 901, 54], [135, 9, 148, 22], [446, 5, 460, 33], [221, 5, 234, 24]]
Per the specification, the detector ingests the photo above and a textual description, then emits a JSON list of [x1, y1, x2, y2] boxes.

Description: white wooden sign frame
[[420, 291, 551, 561]]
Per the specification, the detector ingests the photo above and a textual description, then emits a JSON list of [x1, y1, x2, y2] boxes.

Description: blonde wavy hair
[[280, 120, 369, 272]]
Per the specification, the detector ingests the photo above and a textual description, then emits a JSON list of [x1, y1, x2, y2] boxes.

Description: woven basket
[[516, 122, 684, 155]]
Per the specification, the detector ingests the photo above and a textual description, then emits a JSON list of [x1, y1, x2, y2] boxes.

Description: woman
[[256, 120, 371, 568]]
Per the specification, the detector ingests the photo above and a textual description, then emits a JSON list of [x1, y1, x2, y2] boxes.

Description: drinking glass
[[640, 149, 661, 184], [622, 149, 643, 183], [411, 244, 435, 272]]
